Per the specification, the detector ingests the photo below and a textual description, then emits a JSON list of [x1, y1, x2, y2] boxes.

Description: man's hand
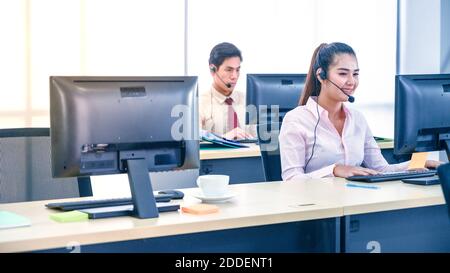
[[223, 127, 254, 140]]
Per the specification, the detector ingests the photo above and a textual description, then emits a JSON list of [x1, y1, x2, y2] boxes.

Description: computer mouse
[[158, 190, 184, 199]]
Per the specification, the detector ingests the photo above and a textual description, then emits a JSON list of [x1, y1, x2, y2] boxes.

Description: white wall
[[397, 0, 450, 162], [397, 0, 441, 74], [441, 0, 450, 73]]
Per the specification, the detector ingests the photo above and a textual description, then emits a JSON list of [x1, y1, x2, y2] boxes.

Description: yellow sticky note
[[408, 152, 428, 169], [50, 211, 88, 223]]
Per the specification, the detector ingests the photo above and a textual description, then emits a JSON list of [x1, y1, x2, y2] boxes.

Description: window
[[1, 0, 396, 137], [0, 0, 184, 128], [188, 0, 397, 137]]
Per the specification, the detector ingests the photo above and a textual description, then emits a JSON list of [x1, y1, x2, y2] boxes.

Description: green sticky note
[[50, 211, 89, 223], [0, 211, 31, 229]]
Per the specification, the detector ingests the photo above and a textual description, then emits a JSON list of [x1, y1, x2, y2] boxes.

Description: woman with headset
[[279, 42, 440, 180], [199, 42, 254, 140]]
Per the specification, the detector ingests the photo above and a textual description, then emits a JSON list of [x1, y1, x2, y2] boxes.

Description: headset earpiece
[[319, 69, 327, 80], [210, 66, 216, 72]]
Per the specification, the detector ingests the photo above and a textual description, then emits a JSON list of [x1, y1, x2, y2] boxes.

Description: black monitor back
[[394, 74, 450, 155], [246, 74, 306, 124], [50, 76, 199, 178]]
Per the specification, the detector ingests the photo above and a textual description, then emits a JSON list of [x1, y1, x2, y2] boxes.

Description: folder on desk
[[0, 211, 31, 229], [201, 130, 249, 148]]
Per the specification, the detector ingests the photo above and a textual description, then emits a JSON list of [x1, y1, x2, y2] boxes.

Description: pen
[[346, 183, 380, 190]]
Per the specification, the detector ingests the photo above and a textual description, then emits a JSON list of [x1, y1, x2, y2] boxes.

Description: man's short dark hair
[[209, 42, 242, 68]]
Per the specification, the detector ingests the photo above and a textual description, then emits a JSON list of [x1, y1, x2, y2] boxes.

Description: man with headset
[[199, 42, 255, 140]]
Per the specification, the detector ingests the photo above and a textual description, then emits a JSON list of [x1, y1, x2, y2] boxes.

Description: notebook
[[0, 211, 31, 229]]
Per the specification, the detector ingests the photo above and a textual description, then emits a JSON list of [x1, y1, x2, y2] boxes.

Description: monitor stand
[[79, 157, 181, 219], [126, 158, 159, 218]]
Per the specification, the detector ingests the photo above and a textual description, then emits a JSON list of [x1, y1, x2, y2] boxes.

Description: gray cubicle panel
[[0, 129, 86, 203], [150, 169, 199, 190], [200, 157, 266, 184]]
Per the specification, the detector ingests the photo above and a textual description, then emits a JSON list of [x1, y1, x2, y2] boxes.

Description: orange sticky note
[[408, 152, 428, 169], [181, 204, 219, 215]]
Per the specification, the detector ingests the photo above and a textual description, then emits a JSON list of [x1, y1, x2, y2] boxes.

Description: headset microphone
[[328, 79, 355, 103], [219, 77, 232, 89], [320, 70, 355, 103], [211, 66, 232, 89]]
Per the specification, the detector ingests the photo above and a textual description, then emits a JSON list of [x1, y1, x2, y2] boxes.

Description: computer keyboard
[[346, 169, 437, 183], [46, 194, 173, 211]]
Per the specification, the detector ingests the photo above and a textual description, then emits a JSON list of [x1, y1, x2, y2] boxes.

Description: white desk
[[334, 179, 449, 252], [284, 178, 445, 215], [1, 178, 449, 253], [200, 143, 261, 160], [299, 178, 448, 252], [0, 181, 342, 253]]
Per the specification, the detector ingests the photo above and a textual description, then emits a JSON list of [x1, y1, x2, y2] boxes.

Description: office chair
[[0, 128, 92, 203], [437, 162, 450, 217], [257, 123, 282, 181]]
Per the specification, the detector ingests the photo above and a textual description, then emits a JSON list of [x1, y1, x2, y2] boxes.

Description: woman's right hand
[[333, 164, 379, 178]]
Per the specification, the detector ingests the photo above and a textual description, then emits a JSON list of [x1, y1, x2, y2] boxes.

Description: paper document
[[201, 130, 249, 148], [408, 152, 428, 169], [0, 211, 31, 229]]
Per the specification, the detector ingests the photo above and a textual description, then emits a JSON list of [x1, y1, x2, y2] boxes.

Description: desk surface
[[0, 181, 341, 253], [0, 177, 444, 253], [200, 143, 261, 160], [297, 178, 445, 215], [200, 142, 394, 160]]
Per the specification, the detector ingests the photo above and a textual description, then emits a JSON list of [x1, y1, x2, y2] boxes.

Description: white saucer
[[191, 190, 237, 203]]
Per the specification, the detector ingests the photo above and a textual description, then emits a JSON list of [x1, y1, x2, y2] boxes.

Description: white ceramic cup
[[196, 175, 230, 197]]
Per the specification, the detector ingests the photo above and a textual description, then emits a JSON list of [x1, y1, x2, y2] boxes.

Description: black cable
[[304, 98, 320, 172]]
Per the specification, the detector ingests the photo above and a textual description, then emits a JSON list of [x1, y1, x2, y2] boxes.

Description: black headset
[[206, 65, 220, 129], [319, 69, 327, 81], [208, 66, 215, 126], [304, 49, 325, 172]]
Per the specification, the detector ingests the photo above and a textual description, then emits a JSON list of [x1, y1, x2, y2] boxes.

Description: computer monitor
[[395, 74, 450, 216], [50, 76, 199, 219], [394, 74, 450, 160], [246, 74, 306, 125]]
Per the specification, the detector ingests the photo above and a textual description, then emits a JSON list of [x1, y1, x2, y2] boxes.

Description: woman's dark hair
[[299, 42, 356, 105], [209, 42, 242, 69]]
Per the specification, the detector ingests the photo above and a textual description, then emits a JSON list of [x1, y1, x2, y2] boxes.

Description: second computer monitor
[[246, 74, 306, 124], [394, 73, 450, 159]]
